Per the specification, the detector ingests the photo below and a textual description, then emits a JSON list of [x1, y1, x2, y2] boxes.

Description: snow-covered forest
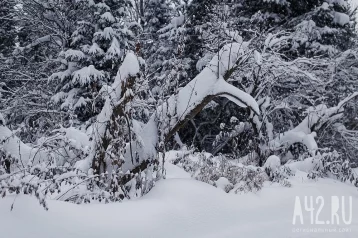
[[1, 0, 358, 237]]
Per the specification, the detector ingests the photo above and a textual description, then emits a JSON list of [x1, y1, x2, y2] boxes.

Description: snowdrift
[[1, 163, 357, 238]]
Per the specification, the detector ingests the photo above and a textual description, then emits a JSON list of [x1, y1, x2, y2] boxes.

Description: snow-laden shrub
[[0, 127, 159, 209], [172, 152, 294, 193], [307, 150, 358, 186], [0, 154, 159, 209], [263, 155, 293, 187]]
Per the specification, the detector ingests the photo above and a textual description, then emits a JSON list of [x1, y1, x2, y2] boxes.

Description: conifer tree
[[233, 0, 356, 57], [50, 0, 136, 123]]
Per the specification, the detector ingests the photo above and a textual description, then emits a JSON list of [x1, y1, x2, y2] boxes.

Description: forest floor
[[1, 161, 358, 238]]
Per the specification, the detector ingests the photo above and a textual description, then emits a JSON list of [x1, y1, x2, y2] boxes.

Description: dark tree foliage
[[0, 0, 16, 56]]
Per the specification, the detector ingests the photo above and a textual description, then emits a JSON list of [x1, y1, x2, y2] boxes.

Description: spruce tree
[[50, 0, 136, 123], [233, 0, 355, 57], [142, 0, 188, 101]]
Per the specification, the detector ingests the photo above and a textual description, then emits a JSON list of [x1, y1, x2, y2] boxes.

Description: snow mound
[[264, 155, 281, 170], [215, 177, 233, 192]]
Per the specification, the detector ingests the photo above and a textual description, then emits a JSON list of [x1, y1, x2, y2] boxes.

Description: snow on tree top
[[113, 51, 140, 89]]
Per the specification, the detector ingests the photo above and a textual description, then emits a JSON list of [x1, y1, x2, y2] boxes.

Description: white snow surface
[[1, 162, 358, 238]]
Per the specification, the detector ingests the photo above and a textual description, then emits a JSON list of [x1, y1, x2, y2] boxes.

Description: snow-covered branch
[[74, 42, 260, 186], [269, 93, 358, 155]]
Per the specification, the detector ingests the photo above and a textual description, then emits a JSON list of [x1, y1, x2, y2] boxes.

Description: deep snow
[[1, 162, 358, 238]]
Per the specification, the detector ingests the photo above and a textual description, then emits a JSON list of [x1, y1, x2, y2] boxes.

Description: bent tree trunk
[[80, 42, 260, 186]]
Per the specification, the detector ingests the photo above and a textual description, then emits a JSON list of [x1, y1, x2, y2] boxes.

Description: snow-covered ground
[[1, 162, 357, 238]]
